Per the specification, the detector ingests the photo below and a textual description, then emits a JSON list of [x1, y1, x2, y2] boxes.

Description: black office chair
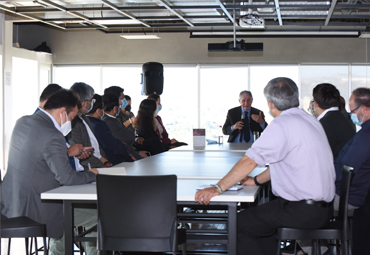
[[1, 214, 48, 255], [96, 175, 186, 255], [276, 165, 354, 255]]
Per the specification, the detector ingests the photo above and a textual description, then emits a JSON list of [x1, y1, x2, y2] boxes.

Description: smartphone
[[84, 148, 95, 153]]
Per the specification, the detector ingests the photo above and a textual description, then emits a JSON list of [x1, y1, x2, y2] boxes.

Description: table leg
[[64, 200, 74, 255], [228, 203, 237, 255]]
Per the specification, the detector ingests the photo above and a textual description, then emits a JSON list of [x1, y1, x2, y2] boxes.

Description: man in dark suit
[[313, 83, 356, 159], [87, 94, 135, 164], [222, 90, 267, 143], [0, 90, 98, 255]]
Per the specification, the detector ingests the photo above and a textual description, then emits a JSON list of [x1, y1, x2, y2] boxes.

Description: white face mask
[[60, 112, 72, 136]]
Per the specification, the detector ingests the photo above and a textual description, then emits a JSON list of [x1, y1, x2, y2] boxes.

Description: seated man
[[69, 82, 112, 169], [195, 77, 335, 255], [222, 90, 267, 143], [87, 94, 135, 164], [102, 94, 146, 159], [335, 87, 370, 210], [1, 89, 98, 255], [313, 83, 356, 159]]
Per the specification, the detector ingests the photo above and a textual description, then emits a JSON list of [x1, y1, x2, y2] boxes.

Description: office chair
[[96, 174, 186, 255], [1, 214, 48, 255], [276, 165, 354, 255]]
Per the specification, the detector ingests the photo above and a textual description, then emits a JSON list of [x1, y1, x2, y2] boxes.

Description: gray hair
[[239, 90, 253, 99], [264, 77, 299, 111], [70, 82, 94, 102], [352, 87, 370, 108]]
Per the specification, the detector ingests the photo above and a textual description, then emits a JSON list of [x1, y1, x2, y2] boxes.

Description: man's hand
[[67, 144, 84, 157], [240, 176, 255, 186], [136, 137, 145, 145], [77, 150, 91, 160], [139, 151, 148, 158], [233, 121, 244, 130], [251, 112, 264, 125], [89, 168, 99, 175], [170, 139, 178, 144], [194, 187, 221, 205]]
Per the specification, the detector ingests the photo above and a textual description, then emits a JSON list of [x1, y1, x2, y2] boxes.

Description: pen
[[88, 163, 91, 170]]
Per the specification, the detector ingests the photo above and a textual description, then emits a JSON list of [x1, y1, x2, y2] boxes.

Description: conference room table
[[169, 142, 253, 152], [41, 179, 260, 255], [41, 142, 266, 255]]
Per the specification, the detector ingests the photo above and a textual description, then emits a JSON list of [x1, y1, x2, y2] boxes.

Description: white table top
[[155, 151, 247, 158], [169, 143, 253, 152], [41, 179, 259, 203], [115, 154, 266, 179]]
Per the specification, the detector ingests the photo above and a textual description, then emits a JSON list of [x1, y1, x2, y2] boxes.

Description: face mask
[[125, 104, 131, 112], [308, 100, 318, 118], [84, 100, 94, 114], [98, 109, 104, 120], [60, 112, 72, 136], [121, 98, 128, 110], [351, 111, 365, 126], [116, 107, 120, 117], [157, 104, 162, 112]]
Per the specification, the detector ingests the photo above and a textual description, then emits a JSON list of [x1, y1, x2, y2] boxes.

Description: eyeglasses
[[349, 106, 360, 114], [85, 98, 96, 104]]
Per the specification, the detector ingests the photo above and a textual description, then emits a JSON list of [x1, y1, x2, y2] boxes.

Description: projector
[[208, 39, 263, 52], [239, 14, 265, 28]]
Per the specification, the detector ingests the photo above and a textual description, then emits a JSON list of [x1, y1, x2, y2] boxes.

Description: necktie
[[65, 136, 76, 170], [242, 115, 250, 142]]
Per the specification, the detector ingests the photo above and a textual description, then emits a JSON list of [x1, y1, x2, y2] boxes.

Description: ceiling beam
[[274, 0, 283, 26], [154, 0, 194, 27], [215, 0, 237, 25], [325, 0, 338, 26], [0, 4, 65, 29], [37, 0, 108, 29], [101, 0, 150, 28]]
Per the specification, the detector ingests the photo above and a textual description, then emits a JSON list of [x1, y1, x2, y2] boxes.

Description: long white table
[[41, 179, 260, 255], [169, 142, 253, 152], [116, 152, 266, 179]]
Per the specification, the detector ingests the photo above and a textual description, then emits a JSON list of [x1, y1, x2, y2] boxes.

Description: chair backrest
[[338, 165, 354, 240], [96, 174, 177, 252]]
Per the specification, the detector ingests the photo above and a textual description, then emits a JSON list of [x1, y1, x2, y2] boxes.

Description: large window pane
[[301, 65, 349, 113], [54, 65, 101, 92], [351, 65, 370, 91], [250, 65, 299, 124], [160, 66, 198, 143], [200, 66, 249, 140]]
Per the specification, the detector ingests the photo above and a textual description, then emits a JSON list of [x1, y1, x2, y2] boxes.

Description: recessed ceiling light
[[120, 34, 161, 39]]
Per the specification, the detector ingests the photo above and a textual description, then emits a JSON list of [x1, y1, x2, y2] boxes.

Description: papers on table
[[96, 167, 126, 176], [196, 184, 244, 191]]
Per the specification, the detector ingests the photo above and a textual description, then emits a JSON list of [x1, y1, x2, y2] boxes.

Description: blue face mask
[[157, 104, 162, 112], [121, 98, 128, 110], [351, 113, 363, 126]]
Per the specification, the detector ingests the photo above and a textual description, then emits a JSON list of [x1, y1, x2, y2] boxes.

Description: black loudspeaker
[[141, 62, 163, 95]]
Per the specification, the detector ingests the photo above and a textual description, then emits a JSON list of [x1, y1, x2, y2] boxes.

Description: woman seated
[[133, 99, 166, 155], [147, 94, 187, 149]]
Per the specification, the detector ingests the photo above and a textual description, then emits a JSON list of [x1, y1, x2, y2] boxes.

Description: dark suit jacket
[[68, 114, 105, 169], [319, 110, 356, 159], [102, 115, 142, 160], [1, 111, 95, 237], [87, 116, 134, 165], [222, 106, 267, 143]]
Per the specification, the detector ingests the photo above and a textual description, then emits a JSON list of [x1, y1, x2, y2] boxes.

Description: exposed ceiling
[[1, 0, 370, 37]]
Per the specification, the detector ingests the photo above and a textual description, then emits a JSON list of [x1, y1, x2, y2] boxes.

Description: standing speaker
[[141, 62, 163, 95]]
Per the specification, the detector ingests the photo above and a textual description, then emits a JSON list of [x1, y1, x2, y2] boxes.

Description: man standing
[[1, 90, 98, 254], [335, 87, 370, 210], [313, 83, 356, 159], [195, 78, 335, 255], [222, 90, 267, 143]]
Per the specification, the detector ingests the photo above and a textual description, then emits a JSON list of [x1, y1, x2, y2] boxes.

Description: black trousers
[[135, 137, 165, 156], [237, 197, 333, 255]]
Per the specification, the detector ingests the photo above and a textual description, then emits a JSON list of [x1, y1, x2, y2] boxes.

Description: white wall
[[16, 24, 370, 65]]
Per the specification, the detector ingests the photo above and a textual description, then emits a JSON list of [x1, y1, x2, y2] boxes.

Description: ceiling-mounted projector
[[239, 14, 265, 28], [208, 39, 263, 52]]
